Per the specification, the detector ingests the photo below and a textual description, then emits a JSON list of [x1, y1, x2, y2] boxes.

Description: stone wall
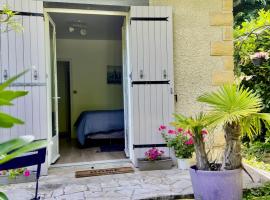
[[149, 0, 234, 157]]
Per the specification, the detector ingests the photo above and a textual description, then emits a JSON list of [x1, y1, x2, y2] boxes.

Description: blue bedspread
[[74, 110, 124, 145]]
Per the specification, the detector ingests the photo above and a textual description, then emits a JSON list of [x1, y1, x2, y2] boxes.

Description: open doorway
[[49, 12, 127, 165], [57, 61, 71, 139]]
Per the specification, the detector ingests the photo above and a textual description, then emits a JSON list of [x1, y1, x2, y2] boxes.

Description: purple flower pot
[[251, 58, 263, 66], [189, 166, 242, 200]]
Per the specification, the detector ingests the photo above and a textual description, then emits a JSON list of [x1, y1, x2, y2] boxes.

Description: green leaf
[[0, 112, 24, 128], [0, 140, 47, 164], [197, 84, 270, 138], [0, 192, 8, 200], [0, 90, 28, 101], [0, 70, 29, 91], [0, 135, 34, 156]]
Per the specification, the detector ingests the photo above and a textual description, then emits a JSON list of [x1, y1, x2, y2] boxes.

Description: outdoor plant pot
[[137, 157, 173, 171], [189, 166, 243, 200], [177, 158, 190, 170], [251, 58, 263, 66], [0, 172, 36, 185]]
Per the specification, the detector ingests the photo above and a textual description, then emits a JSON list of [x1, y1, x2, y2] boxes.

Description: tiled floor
[[55, 139, 126, 164], [1, 161, 263, 200]]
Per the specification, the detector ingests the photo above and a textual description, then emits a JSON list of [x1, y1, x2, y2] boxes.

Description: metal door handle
[[163, 70, 167, 79], [3, 69, 8, 80], [140, 70, 144, 79], [33, 70, 39, 80]]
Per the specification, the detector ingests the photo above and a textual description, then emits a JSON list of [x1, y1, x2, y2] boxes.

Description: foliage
[[242, 141, 270, 172], [0, 168, 31, 179], [244, 157, 270, 171], [0, 5, 23, 32], [242, 141, 270, 161], [197, 84, 270, 140], [159, 126, 195, 159], [235, 9, 270, 143], [234, 0, 270, 27], [0, 193, 8, 200], [188, 84, 270, 170], [144, 148, 164, 161], [0, 71, 28, 128], [172, 113, 210, 170], [243, 182, 270, 199]]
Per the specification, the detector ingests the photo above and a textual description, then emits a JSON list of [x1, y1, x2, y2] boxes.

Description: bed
[[74, 109, 124, 146]]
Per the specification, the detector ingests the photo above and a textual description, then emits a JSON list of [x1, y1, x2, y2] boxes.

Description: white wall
[[56, 39, 123, 137]]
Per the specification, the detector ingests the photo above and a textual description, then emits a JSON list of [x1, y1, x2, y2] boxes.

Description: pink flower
[[201, 129, 208, 135], [168, 129, 176, 134], [145, 148, 164, 160], [185, 138, 194, 145], [183, 130, 193, 137], [23, 170, 31, 177], [177, 128, 183, 133], [160, 125, 166, 130]]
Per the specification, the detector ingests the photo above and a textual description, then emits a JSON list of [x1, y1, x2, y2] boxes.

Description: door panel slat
[[0, 0, 47, 142], [129, 6, 174, 164]]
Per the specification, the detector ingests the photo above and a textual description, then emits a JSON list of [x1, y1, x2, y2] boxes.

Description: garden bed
[[243, 161, 270, 183]]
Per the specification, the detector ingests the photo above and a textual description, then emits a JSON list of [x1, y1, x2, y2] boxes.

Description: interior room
[[49, 12, 126, 164]]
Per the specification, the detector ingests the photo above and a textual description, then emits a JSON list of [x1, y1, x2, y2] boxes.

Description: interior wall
[[56, 39, 123, 138]]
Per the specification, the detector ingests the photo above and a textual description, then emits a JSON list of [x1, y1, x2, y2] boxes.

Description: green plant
[[197, 84, 270, 170], [1, 168, 30, 179], [243, 182, 270, 199], [172, 113, 211, 170], [0, 74, 47, 200], [0, 5, 23, 32], [242, 141, 270, 161], [234, 0, 270, 27], [235, 10, 270, 113], [159, 126, 195, 159]]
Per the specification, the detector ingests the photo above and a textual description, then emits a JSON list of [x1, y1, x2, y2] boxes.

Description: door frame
[[56, 59, 72, 139], [44, 8, 131, 166], [45, 12, 60, 165]]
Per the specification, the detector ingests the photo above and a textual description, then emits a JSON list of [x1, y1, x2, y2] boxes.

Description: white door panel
[[129, 6, 174, 165], [45, 13, 60, 164]]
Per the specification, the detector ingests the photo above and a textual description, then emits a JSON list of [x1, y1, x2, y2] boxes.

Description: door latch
[[3, 69, 8, 81], [33, 70, 39, 80], [140, 70, 144, 79], [163, 69, 167, 79]]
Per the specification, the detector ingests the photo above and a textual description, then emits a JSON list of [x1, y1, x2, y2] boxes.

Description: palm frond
[[198, 84, 270, 138]]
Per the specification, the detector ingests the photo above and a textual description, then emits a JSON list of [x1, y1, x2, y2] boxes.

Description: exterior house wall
[[149, 0, 234, 157]]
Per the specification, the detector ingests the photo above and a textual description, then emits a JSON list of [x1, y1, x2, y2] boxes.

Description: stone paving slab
[[0, 162, 263, 200]]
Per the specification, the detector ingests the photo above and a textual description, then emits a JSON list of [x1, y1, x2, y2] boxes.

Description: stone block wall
[[149, 0, 234, 157]]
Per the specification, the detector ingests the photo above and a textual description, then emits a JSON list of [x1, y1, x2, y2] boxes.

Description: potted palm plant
[[174, 84, 270, 200], [159, 125, 196, 170]]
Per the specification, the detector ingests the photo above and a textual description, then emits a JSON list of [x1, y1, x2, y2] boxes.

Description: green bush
[[243, 182, 270, 199], [235, 10, 270, 142]]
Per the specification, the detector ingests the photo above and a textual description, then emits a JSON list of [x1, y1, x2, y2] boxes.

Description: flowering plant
[[250, 52, 269, 60], [144, 147, 164, 161], [0, 168, 31, 179], [159, 126, 199, 159]]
